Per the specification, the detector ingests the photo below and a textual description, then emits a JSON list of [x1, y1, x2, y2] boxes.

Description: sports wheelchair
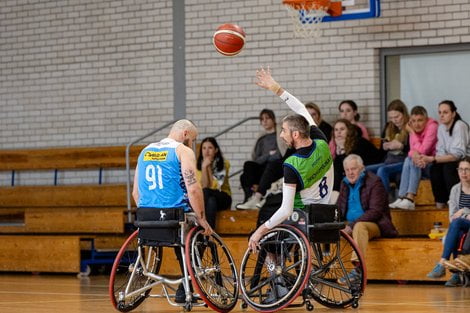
[[109, 208, 239, 312], [239, 204, 366, 312]]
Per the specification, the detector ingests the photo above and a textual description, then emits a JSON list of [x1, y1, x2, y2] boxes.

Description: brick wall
[[1, 0, 469, 201]]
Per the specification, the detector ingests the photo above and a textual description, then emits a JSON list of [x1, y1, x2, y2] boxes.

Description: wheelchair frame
[[239, 207, 366, 312], [109, 212, 239, 312]]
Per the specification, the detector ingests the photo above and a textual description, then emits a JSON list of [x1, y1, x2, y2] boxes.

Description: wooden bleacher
[[0, 144, 450, 282], [0, 145, 145, 273]]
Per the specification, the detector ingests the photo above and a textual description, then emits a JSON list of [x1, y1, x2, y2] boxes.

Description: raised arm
[[255, 67, 316, 126]]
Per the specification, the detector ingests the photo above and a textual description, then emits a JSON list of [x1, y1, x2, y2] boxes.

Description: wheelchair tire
[[109, 230, 162, 312], [239, 224, 312, 312], [308, 230, 366, 308], [185, 227, 239, 313]]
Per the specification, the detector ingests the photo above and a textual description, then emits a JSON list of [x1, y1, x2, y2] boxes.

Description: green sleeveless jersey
[[283, 139, 334, 209]]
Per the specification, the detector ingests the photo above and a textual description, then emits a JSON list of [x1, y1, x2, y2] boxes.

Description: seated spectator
[[305, 102, 333, 141], [237, 109, 286, 210], [338, 100, 370, 140], [420, 100, 470, 209], [196, 137, 232, 228], [337, 154, 398, 283], [443, 229, 470, 272], [390, 106, 438, 210], [426, 156, 470, 287], [366, 99, 410, 194], [329, 119, 383, 192]]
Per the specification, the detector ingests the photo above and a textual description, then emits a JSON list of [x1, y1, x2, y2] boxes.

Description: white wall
[[400, 50, 470, 120], [1, 0, 470, 201]]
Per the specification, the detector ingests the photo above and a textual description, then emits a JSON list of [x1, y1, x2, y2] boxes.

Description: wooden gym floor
[[0, 273, 469, 313]]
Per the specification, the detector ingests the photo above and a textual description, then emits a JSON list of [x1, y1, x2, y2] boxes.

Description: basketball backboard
[[282, 0, 381, 38], [323, 0, 380, 22]]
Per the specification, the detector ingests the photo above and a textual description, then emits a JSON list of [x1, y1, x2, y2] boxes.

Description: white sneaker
[[389, 198, 403, 208], [395, 198, 415, 210], [256, 197, 266, 209], [236, 196, 260, 210]]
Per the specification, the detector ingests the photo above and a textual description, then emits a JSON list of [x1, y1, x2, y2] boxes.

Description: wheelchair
[[109, 208, 239, 312], [239, 204, 366, 312]]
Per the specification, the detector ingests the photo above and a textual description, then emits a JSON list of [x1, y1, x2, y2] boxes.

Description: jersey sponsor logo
[[143, 151, 168, 161]]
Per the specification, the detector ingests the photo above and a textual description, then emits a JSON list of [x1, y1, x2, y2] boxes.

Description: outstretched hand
[[255, 67, 281, 94]]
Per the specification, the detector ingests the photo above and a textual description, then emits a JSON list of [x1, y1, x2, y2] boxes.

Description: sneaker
[[427, 263, 446, 279], [444, 273, 462, 287], [395, 198, 415, 210], [338, 268, 361, 285], [236, 196, 260, 210], [389, 198, 403, 209], [262, 277, 289, 304], [174, 283, 197, 304], [175, 283, 186, 303], [455, 254, 470, 271], [256, 197, 266, 209]]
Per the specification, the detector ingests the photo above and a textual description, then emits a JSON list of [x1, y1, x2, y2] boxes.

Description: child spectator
[[420, 100, 470, 208], [366, 99, 410, 194], [196, 137, 232, 228], [390, 106, 438, 210], [426, 157, 470, 287], [338, 100, 370, 140], [305, 102, 333, 141]]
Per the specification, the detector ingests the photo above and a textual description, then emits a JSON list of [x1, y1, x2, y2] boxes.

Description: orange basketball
[[213, 23, 246, 56]]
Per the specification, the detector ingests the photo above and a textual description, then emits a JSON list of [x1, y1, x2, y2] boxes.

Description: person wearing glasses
[[426, 156, 470, 287]]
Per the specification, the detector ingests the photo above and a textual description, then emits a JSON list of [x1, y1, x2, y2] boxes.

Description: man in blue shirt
[[132, 119, 213, 302], [337, 154, 397, 283]]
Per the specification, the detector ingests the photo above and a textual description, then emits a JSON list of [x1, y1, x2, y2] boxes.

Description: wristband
[[269, 83, 281, 94]]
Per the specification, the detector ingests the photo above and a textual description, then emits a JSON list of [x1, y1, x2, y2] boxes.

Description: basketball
[[213, 23, 246, 56]]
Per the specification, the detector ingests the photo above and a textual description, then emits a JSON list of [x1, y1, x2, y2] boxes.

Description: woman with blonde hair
[[366, 99, 411, 193]]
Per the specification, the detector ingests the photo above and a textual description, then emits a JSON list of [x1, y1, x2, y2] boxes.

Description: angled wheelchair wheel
[[239, 224, 311, 312], [185, 227, 239, 313], [308, 230, 366, 308], [109, 230, 162, 312]]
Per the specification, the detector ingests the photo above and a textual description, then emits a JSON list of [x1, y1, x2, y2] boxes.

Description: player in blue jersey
[[249, 67, 334, 252], [132, 119, 213, 302], [132, 119, 212, 235]]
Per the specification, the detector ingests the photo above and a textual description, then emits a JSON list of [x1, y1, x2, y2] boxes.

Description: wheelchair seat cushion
[[136, 207, 185, 246]]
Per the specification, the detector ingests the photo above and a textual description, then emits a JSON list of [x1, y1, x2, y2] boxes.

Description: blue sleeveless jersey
[[137, 138, 190, 211]]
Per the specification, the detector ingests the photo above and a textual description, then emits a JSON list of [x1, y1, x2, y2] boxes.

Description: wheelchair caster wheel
[[352, 299, 359, 309], [306, 301, 314, 311], [241, 301, 248, 310], [77, 265, 91, 278], [184, 302, 192, 312]]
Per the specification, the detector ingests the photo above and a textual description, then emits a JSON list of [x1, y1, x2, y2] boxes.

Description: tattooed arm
[[178, 144, 213, 235]]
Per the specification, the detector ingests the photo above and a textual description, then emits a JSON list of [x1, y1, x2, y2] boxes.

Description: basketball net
[[283, 0, 331, 38]]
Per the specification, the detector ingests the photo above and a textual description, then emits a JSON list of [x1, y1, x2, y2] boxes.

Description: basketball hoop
[[282, 0, 340, 38]]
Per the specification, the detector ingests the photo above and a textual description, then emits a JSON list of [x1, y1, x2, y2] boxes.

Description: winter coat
[[337, 171, 398, 238]]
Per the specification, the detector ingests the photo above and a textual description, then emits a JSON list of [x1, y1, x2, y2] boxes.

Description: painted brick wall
[[1, 0, 469, 201]]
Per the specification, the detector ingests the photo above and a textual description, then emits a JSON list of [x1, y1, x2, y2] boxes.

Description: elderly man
[[337, 154, 398, 283]]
